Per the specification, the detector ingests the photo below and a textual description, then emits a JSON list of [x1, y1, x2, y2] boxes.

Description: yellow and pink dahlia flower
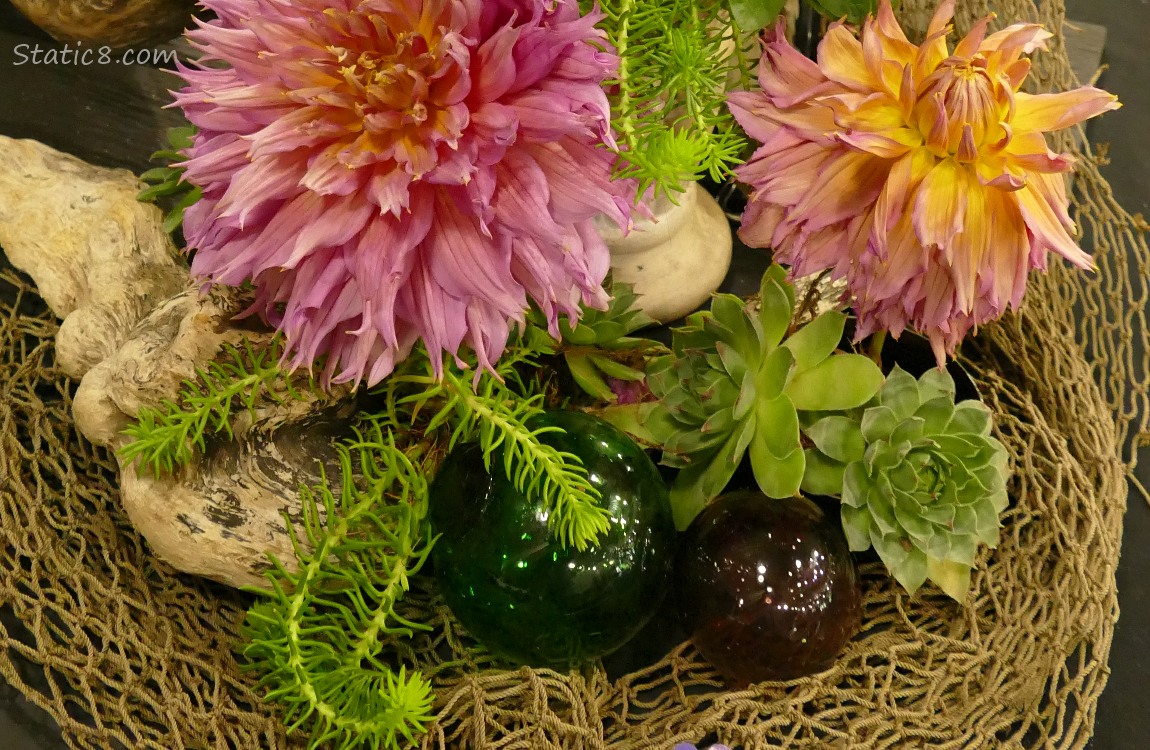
[[175, 0, 631, 384], [729, 0, 1120, 362]]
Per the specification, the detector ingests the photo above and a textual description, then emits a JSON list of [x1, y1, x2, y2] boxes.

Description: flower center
[[914, 58, 1004, 160], [319, 7, 470, 175]]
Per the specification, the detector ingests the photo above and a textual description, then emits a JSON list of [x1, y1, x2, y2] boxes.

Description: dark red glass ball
[[675, 491, 862, 685]]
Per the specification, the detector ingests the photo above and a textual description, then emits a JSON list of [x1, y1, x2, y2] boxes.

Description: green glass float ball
[[429, 410, 676, 668]]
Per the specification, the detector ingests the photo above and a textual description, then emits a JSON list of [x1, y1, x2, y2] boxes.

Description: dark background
[[0, 0, 1146, 747]]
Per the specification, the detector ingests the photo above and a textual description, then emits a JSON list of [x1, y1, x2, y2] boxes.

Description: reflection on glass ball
[[675, 491, 862, 684], [430, 411, 676, 668]]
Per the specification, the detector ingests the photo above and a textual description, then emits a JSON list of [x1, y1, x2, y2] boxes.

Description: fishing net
[[0, 0, 1146, 748]]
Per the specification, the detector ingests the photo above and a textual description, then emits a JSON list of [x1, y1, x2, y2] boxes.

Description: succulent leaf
[[669, 431, 744, 529], [806, 416, 866, 464], [786, 354, 885, 411], [782, 310, 846, 371], [758, 265, 794, 349], [567, 354, 616, 402], [757, 346, 796, 400], [801, 448, 847, 496]]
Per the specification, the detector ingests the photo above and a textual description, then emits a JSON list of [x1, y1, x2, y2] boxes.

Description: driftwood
[[0, 136, 344, 588]]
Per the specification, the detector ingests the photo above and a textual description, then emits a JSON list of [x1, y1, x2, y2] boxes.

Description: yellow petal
[[1012, 88, 1121, 133], [1014, 175, 1093, 270], [913, 159, 974, 265], [819, 24, 881, 93]]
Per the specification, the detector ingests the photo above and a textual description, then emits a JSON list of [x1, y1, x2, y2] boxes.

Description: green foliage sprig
[[119, 337, 307, 477], [381, 344, 612, 551], [242, 430, 436, 750], [594, 0, 758, 198], [137, 125, 201, 234]]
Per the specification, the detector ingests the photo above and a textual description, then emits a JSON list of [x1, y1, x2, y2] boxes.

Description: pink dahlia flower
[[174, 0, 631, 384], [729, 0, 1120, 363]]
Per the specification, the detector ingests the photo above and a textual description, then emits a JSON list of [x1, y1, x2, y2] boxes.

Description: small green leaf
[[861, 405, 899, 442], [917, 367, 957, 403], [716, 341, 749, 383], [136, 180, 184, 202], [755, 394, 800, 460], [782, 311, 846, 372], [588, 354, 645, 382], [599, 402, 676, 446], [563, 324, 598, 346], [669, 432, 743, 529], [876, 536, 928, 595], [842, 461, 870, 508], [728, 0, 787, 30], [732, 375, 757, 422], [701, 406, 737, 436], [841, 504, 872, 551], [139, 167, 175, 182], [710, 294, 758, 354], [756, 345, 796, 400], [948, 401, 992, 436], [880, 366, 921, 419], [926, 558, 972, 602], [750, 442, 805, 499], [801, 448, 847, 496], [889, 416, 926, 446], [566, 354, 616, 402], [759, 265, 795, 350], [786, 354, 885, 411], [915, 397, 955, 435], [805, 416, 866, 464]]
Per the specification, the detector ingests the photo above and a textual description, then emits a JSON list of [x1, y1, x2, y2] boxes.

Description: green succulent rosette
[[804, 366, 1009, 601], [553, 280, 661, 403], [605, 265, 884, 528]]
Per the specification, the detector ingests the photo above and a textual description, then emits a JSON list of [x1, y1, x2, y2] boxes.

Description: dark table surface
[[0, 1, 1147, 748]]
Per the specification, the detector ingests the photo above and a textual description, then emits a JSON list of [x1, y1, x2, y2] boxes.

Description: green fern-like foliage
[[119, 337, 307, 477], [594, 0, 760, 198], [242, 429, 437, 750], [137, 124, 201, 234], [380, 340, 612, 551]]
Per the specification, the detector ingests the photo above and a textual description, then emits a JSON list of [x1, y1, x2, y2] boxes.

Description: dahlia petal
[[1013, 88, 1121, 132], [428, 189, 522, 312], [872, 150, 933, 257], [789, 150, 892, 233], [913, 159, 971, 260], [836, 131, 912, 159], [727, 91, 780, 143], [952, 14, 992, 59], [874, 1, 917, 62], [493, 151, 565, 242], [301, 149, 367, 196], [533, 141, 627, 226], [367, 169, 414, 216], [1014, 178, 1093, 269], [758, 17, 831, 102], [819, 24, 880, 93], [981, 24, 1053, 61]]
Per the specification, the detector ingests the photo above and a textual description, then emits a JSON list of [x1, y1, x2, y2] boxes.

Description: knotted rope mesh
[[0, 1, 1146, 747]]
